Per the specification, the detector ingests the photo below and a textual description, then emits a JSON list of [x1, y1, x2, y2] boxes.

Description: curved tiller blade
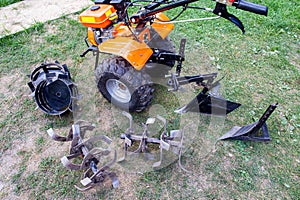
[[175, 91, 241, 115]]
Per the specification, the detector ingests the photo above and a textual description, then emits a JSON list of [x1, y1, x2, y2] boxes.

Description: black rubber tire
[[95, 57, 154, 112]]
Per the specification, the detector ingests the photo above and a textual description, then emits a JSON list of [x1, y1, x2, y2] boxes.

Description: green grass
[[0, 0, 299, 199], [0, 0, 22, 7], [15, 156, 83, 199]]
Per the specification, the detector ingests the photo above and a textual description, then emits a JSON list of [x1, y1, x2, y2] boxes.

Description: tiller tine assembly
[[48, 121, 119, 191], [219, 103, 278, 142], [75, 150, 119, 191], [152, 115, 168, 168], [152, 115, 184, 168], [28, 61, 78, 115], [47, 120, 95, 142], [120, 116, 157, 160], [117, 111, 140, 162], [175, 85, 241, 115], [47, 128, 73, 142], [119, 112, 186, 171]]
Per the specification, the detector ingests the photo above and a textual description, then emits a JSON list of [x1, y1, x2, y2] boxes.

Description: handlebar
[[130, 0, 268, 24], [232, 0, 268, 16]]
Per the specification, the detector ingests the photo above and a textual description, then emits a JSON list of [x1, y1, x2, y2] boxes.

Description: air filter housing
[[28, 61, 77, 115]]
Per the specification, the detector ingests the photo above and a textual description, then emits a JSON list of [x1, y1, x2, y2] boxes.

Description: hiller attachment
[[219, 103, 278, 142], [47, 121, 119, 191], [119, 112, 187, 171], [28, 61, 77, 115], [174, 77, 241, 115], [162, 38, 240, 116]]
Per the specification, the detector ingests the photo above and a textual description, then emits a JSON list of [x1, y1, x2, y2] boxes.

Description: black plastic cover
[[233, 0, 268, 16]]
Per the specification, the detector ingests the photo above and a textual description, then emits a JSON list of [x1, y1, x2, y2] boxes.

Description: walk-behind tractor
[[28, 0, 280, 191], [78, 0, 268, 114]]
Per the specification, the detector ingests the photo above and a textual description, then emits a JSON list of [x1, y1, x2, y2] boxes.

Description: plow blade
[[219, 103, 278, 142], [175, 91, 241, 115]]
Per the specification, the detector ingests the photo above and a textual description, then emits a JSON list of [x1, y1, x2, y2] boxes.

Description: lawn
[[0, 0, 23, 7], [0, 0, 299, 199]]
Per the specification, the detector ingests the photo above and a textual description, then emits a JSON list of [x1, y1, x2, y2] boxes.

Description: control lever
[[213, 3, 245, 33]]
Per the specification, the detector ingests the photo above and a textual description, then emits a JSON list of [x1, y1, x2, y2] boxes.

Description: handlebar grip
[[233, 0, 268, 16]]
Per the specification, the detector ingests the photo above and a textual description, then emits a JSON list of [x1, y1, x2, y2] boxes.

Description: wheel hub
[[106, 79, 131, 103]]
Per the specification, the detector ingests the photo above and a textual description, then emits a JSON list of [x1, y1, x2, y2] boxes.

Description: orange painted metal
[[152, 13, 174, 39], [87, 28, 98, 46], [138, 27, 151, 42], [79, 5, 117, 29], [99, 37, 153, 70], [112, 23, 132, 38]]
